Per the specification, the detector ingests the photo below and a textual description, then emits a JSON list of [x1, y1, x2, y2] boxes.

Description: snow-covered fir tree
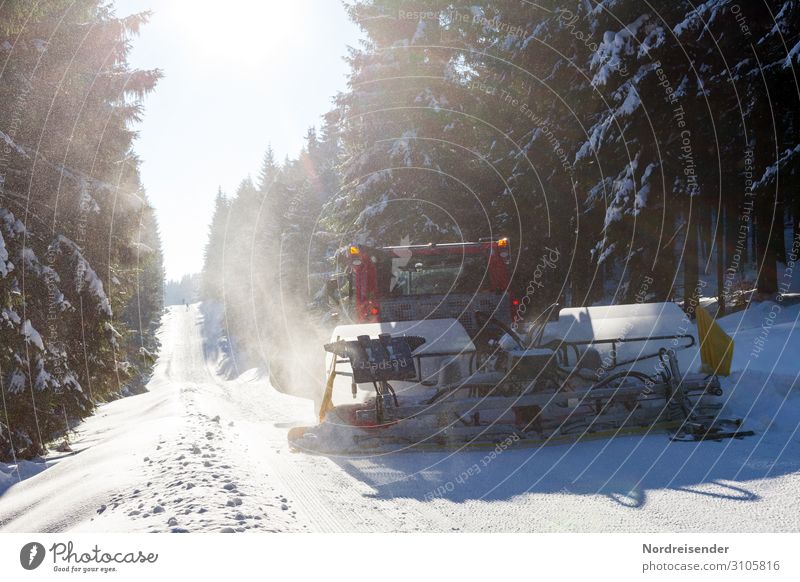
[[1, 1, 164, 460]]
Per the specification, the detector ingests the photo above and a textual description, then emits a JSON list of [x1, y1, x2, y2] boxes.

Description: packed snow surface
[[1, 302, 798, 532]]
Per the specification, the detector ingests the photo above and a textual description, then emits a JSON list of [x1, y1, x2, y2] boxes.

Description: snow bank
[[0, 460, 49, 497], [716, 302, 800, 437], [199, 301, 241, 379]]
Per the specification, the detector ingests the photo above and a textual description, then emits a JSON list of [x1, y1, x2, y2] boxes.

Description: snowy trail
[[1, 304, 799, 532], [0, 306, 457, 533]]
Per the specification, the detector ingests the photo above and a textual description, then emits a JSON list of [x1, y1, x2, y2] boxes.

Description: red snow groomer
[[288, 239, 751, 454], [324, 238, 516, 339]]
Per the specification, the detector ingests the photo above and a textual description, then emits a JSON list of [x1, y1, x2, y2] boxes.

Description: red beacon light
[[496, 238, 511, 262]]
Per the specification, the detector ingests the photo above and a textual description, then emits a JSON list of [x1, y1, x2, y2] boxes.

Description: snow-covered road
[[1, 304, 799, 532]]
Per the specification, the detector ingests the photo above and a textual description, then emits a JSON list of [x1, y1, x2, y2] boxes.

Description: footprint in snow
[[167, 517, 178, 526], [220, 527, 235, 533], [223, 483, 237, 491], [97, 505, 107, 514], [226, 498, 242, 507], [153, 505, 165, 514]]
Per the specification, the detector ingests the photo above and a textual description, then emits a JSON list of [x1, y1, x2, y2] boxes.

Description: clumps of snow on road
[[0, 306, 310, 533], [288, 408, 369, 456], [92, 406, 299, 534]]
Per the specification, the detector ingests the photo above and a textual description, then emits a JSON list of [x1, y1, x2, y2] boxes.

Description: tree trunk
[[755, 194, 780, 296], [683, 213, 700, 317], [716, 206, 726, 316]]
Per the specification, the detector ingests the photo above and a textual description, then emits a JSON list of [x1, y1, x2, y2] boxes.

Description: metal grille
[[379, 293, 510, 336]]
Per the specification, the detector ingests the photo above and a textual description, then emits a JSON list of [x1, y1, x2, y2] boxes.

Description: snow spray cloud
[[204, 173, 336, 401]]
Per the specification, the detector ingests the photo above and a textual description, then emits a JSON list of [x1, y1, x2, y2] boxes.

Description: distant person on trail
[[183, 298, 188, 311]]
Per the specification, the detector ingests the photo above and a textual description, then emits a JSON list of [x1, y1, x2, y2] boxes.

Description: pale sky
[[114, 0, 362, 280]]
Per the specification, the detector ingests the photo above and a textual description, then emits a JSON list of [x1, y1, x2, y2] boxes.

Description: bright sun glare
[[169, 0, 308, 66]]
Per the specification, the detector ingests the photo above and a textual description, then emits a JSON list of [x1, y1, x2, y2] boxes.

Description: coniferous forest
[[1, 0, 800, 543], [2, 0, 799, 460], [1, 3, 163, 460], [201, 0, 799, 391]]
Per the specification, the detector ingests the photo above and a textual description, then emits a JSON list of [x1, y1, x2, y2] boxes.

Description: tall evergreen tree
[[1, 1, 164, 459], [257, 145, 279, 193]]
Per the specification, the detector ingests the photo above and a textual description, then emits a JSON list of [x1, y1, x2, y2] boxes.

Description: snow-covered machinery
[[288, 302, 752, 454], [323, 239, 514, 346], [268, 238, 514, 400]]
